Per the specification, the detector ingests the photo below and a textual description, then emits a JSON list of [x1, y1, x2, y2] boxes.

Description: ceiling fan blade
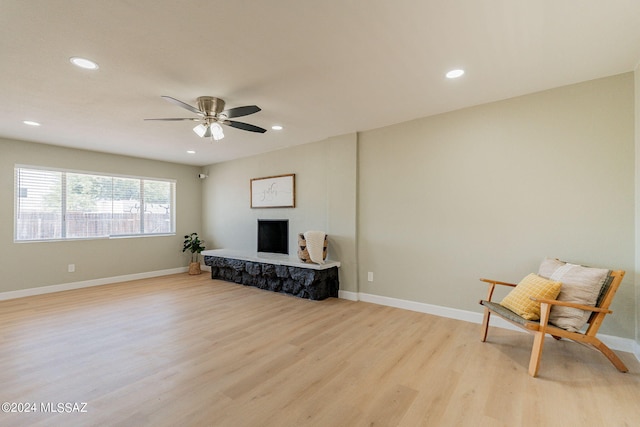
[[225, 120, 267, 133], [221, 105, 261, 119], [161, 96, 203, 115], [144, 118, 200, 121]]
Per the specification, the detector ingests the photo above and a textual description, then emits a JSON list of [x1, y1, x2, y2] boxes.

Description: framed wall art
[[250, 174, 295, 208]]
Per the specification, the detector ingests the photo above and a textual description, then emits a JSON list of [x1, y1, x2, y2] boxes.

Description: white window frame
[[14, 165, 176, 242]]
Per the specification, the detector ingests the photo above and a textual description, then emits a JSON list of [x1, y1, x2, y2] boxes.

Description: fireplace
[[257, 219, 288, 254]]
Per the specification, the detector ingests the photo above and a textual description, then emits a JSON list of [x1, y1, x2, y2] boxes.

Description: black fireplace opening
[[257, 219, 288, 254]]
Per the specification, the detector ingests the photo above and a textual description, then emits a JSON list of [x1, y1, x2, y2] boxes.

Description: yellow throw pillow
[[500, 273, 562, 320]]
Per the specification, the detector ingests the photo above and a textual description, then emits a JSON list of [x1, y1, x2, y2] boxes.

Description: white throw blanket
[[304, 231, 326, 265]]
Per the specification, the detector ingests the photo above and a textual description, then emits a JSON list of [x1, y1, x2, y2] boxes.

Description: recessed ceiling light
[[187, 150, 196, 154], [446, 69, 465, 79], [23, 120, 41, 126], [271, 125, 283, 130], [70, 57, 99, 70]]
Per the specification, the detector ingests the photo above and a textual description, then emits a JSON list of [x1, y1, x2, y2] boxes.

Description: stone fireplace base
[[203, 250, 340, 300]]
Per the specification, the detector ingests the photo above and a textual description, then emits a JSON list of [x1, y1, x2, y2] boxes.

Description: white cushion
[[538, 258, 609, 332]]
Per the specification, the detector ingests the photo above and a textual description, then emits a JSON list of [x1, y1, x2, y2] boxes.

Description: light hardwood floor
[[1, 274, 639, 427]]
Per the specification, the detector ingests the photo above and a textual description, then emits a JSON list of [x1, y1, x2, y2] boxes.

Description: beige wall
[[201, 133, 358, 292], [358, 73, 636, 338], [0, 138, 202, 292], [636, 66, 640, 347]]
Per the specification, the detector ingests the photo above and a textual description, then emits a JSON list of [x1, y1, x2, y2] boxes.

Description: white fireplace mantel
[[201, 249, 340, 271]]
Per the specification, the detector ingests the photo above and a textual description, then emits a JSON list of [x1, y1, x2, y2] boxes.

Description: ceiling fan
[[145, 96, 267, 141]]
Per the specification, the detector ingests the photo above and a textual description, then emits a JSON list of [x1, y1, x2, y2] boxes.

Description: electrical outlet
[[68, 264, 75, 273], [367, 272, 373, 282]]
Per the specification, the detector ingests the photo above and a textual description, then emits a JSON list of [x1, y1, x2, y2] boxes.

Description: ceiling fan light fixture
[[210, 123, 224, 141], [152, 95, 263, 138], [193, 123, 208, 137], [193, 123, 224, 140]]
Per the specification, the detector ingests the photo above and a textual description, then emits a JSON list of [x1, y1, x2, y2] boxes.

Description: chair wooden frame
[[479, 270, 628, 377]]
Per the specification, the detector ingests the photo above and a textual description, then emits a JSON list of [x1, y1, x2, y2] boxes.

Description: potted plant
[[182, 232, 206, 275]]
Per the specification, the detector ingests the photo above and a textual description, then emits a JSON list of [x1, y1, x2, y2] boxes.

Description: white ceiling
[[1, 0, 639, 167]]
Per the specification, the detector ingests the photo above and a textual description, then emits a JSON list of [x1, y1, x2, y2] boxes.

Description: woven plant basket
[[188, 262, 202, 275]]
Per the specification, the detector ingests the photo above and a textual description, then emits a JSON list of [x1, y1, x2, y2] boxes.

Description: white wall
[[201, 133, 358, 292], [358, 73, 635, 338], [0, 138, 202, 292]]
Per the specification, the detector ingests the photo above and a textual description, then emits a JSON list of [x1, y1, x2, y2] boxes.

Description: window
[[15, 166, 175, 241]]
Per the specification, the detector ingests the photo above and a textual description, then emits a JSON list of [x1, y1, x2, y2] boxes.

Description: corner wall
[[358, 73, 635, 339], [635, 65, 640, 350], [201, 133, 358, 292], [0, 138, 202, 292]]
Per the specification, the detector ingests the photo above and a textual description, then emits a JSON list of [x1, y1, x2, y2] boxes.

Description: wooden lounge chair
[[479, 267, 627, 377]]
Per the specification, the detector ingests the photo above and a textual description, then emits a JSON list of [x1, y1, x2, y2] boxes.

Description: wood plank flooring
[[0, 273, 639, 427]]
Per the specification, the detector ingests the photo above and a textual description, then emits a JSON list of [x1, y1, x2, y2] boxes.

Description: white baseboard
[[0, 267, 189, 301], [338, 290, 358, 301], [341, 291, 639, 359]]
